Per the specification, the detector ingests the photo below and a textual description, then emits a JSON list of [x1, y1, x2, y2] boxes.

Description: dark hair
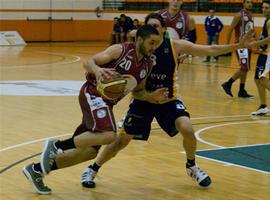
[[136, 24, 159, 39], [263, 0, 270, 4], [145, 13, 166, 28]]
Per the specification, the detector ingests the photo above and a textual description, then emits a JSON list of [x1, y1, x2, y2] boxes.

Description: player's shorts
[[254, 54, 269, 79], [73, 81, 117, 137], [123, 99, 190, 141], [236, 48, 251, 71]]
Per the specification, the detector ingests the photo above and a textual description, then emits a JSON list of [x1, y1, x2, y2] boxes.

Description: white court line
[[195, 120, 270, 148], [0, 51, 81, 68], [194, 120, 270, 174], [0, 115, 265, 153], [0, 133, 72, 153]]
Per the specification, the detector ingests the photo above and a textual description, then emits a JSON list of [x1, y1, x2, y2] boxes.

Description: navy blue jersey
[[260, 18, 269, 52], [145, 37, 178, 98]]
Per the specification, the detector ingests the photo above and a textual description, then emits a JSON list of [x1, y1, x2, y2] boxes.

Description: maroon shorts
[[236, 48, 252, 71], [74, 82, 117, 136]]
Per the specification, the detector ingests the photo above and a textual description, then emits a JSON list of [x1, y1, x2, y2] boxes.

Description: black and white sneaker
[[251, 107, 270, 116], [81, 166, 97, 188], [186, 164, 212, 188]]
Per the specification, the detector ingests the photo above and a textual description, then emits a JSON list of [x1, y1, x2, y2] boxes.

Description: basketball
[[97, 72, 127, 100]]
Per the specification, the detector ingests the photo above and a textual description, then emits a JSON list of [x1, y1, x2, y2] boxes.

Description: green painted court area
[[196, 144, 270, 173]]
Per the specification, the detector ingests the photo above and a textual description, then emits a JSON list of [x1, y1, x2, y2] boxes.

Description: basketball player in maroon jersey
[[222, 0, 254, 98], [157, 0, 196, 40], [21, 24, 160, 195]]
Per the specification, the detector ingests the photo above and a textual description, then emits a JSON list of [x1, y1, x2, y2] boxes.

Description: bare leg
[[55, 147, 98, 169], [175, 116, 196, 160], [95, 133, 133, 166], [255, 79, 266, 105], [239, 70, 247, 84], [260, 77, 270, 91], [74, 131, 116, 149], [232, 69, 241, 81]]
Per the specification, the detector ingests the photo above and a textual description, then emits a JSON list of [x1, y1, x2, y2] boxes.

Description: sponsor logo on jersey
[[97, 109, 107, 118], [140, 69, 147, 79], [176, 21, 183, 29]]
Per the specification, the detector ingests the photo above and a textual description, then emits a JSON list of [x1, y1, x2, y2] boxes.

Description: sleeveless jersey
[[259, 18, 269, 53], [86, 42, 152, 100], [157, 8, 189, 39], [145, 37, 178, 99], [235, 9, 254, 43]]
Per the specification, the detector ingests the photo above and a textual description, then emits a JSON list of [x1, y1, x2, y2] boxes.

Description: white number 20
[[119, 58, 132, 71]]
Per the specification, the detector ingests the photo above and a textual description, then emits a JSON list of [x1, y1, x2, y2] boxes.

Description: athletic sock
[[259, 104, 267, 109], [239, 83, 245, 92], [90, 162, 101, 172], [33, 163, 42, 173], [227, 78, 235, 86], [186, 159, 196, 168], [55, 138, 75, 151]]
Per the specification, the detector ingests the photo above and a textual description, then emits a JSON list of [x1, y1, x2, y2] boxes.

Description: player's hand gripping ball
[[97, 71, 127, 101]]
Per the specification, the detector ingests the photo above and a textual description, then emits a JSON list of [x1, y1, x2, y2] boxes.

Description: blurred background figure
[[204, 8, 224, 62], [110, 17, 121, 45], [119, 14, 134, 42]]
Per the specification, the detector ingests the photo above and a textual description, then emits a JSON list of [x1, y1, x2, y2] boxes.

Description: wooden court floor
[[0, 42, 269, 200]]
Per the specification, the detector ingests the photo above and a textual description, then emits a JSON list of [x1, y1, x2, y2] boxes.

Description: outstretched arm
[[173, 31, 254, 57]]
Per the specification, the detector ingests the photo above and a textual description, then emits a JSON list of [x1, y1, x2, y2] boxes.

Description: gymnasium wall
[[0, 0, 264, 43]]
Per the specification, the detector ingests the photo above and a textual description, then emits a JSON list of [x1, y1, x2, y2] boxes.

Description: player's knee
[[259, 77, 267, 87], [105, 132, 117, 144], [179, 124, 195, 138]]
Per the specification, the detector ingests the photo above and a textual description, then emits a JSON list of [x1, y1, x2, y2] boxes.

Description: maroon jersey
[[234, 9, 254, 43], [77, 42, 152, 133], [86, 42, 152, 100], [157, 8, 189, 39]]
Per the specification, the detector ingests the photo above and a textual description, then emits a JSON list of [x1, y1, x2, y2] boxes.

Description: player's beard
[[139, 42, 152, 57]]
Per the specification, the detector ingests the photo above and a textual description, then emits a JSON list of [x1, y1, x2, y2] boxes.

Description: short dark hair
[[263, 0, 270, 4], [136, 24, 159, 39], [145, 13, 166, 28]]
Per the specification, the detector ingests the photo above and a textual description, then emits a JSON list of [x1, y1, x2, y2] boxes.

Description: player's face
[[139, 35, 160, 57], [146, 18, 165, 37], [244, 0, 253, 10], [262, 3, 270, 18], [169, 0, 183, 12]]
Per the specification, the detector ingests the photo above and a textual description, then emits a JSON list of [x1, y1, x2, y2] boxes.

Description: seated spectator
[[119, 14, 134, 42], [110, 17, 121, 45], [127, 19, 142, 42]]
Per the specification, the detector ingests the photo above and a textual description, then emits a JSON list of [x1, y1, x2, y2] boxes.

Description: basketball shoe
[[22, 163, 51, 195], [81, 166, 97, 188], [186, 164, 212, 187], [41, 139, 59, 174], [221, 82, 233, 97], [251, 107, 270, 116]]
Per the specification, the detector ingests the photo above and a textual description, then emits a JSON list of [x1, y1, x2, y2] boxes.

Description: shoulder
[[105, 44, 123, 60]]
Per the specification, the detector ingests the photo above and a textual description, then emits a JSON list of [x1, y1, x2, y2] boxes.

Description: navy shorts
[[123, 99, 190, 140], [254, 54, 267, 79]]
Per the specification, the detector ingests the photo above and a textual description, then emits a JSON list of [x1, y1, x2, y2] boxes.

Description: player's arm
[[132, 85, 169, 103], [226, 13, 240, 44], [83, 44, 122, 81], [173, 31, 254, 57], [248, 21, 270, 48]]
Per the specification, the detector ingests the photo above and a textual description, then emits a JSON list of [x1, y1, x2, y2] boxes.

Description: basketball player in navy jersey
[[250, 0, 270, 116], [79, 13, 255, 189], [21, 24, 160, 195], [222, 0, 254, 98]]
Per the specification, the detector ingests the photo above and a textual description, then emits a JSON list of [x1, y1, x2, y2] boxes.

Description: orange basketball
[[97, 72, 127, 100]]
